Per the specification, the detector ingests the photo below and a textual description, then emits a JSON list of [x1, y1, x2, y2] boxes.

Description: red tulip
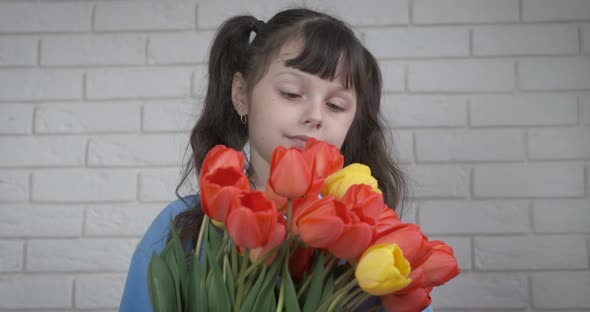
[[289, 246, 314, 280], [249, 214, 286, 265], [373, 223, 432, 269], [200, 167, 249, 223], [293, 196, 343, 248], [268, 146, 313, 199], [199, 145, 245, 184], [381, 287, 432, 312], [327, 201, 373, 260], [225, 191, 280, 249], [303, 138, 343, 182], [420, 240, 460, 288]]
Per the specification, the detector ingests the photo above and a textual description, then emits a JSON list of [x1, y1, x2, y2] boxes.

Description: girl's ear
[[231, 72, 248, 116]]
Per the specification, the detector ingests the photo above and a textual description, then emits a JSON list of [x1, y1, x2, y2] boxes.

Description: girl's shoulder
[[136, 194, 200, 255]]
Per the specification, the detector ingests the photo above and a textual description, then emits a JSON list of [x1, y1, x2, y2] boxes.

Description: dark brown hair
[[169, 8, 408, 248]]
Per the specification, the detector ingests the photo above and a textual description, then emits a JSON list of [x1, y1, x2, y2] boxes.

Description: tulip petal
[[226, 207, 264, 249], [269, 147, 313, 198], [375, 224, 432, 268], [328, 222, 372, 259], [298, 215, 343, 248], [381, 288, 432, 312], [421, 241, 461, 288]]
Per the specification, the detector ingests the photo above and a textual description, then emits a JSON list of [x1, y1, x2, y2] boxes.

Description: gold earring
[[240, 114, 247, 125]]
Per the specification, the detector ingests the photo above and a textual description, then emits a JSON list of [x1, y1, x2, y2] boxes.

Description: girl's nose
[[301, 101, 322, 129]]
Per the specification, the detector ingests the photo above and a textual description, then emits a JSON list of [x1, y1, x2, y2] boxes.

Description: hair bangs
[[283, 20, 358, 90]]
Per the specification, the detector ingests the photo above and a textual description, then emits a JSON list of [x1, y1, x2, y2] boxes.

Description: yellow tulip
[[322, 163, 381, 200], [355, 243, 412, 296]]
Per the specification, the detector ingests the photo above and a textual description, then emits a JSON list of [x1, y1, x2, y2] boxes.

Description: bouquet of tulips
[[148, 138, 460, 312]]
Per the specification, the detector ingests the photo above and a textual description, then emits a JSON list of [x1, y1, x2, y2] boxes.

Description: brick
[[413, 0, 519, 24], [520, 58, 590, 91], [94, 1, 195, 31], [416, 129, 525, 162], [426, 236, 471, 271], [470, 94, 578, 126], [531, 271, 590, 309], [139, 169, 194, 202], [143, 100, 199, 132], [584, 24, 590, 54], [198, 0, 306, 28], [0, 37, 37, 66], [85, 203, 163, 236], [473, 24, 578, 56], [27, 238, 137, 272], [582, 94, 590, 125], [0, 104, 34, 134], [0, 2, 91, 33], [379, 61, 405, 92], [365, 28, 468, 58], [75, 276, 125, 309], [0, 171, 28, 202], [382, 95, 467, 127], [523, 0, 590, 21], [475, 235, 588, 270], [409, 60, 514, 92], [405, 165, 469, 198], [42, 34, 146, 66], [88, 134, 187, 167], [0, 69, 82, 101], [148, 32, 214, 64], [0, 275, 72, 309], [474, 165, 585, 198], [0, 136, 85, 167], [420, 200, 529, 234], [86, 68, 191, 99], [534, 199, 590, 233], [430, 273, 527, 309], [32, 169, 136, 202], [306, 0, 408, 26], [36, 102, 139, 134], [0, 205, 83, 237], [0, 240, 23, 272], [389, 130, 413, 164], [529, 128, 590, 160]]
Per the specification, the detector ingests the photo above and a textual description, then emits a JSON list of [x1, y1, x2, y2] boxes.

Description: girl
[[120, 8, 433, 312]]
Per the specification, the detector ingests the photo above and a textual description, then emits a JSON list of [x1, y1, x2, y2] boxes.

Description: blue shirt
[[119, 195, 433, 312]]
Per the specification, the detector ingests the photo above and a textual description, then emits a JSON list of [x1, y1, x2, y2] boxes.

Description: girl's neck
[[248, 149, 270, 192]]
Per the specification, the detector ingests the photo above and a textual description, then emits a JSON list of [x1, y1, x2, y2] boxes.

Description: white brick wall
[[0, 0, 588, 311]]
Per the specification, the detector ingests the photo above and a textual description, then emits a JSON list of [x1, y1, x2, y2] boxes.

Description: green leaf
[[187, 251, 208, 311], [317, 275, 335, 312], [283, 265, 302, 312], [148, 252, 178, 312], [302, 252, 325, 312], [161, 218, 188, 311], [252, 251, 283, 311], [206, 242, 231, 312], [239, 266, 267, 312], [224, 257, 236, 307]]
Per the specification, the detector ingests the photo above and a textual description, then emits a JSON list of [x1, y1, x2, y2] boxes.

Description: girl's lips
[[286, 135, 311, 149]]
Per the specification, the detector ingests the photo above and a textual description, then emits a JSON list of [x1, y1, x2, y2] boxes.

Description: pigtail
[[169, 15, 258, 250], [192, 15, 258, 172]]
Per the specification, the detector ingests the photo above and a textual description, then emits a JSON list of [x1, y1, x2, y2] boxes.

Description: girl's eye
[[326, 102, 344, 112], [280, 91, 301, 99]]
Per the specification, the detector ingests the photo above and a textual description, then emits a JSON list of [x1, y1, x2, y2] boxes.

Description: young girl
[[120, 8, 433, 312]]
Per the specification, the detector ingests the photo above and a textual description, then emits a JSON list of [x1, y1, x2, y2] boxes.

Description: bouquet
[[148, 138, 460, 312]]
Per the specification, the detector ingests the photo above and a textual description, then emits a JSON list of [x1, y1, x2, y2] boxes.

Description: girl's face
[[232, 39, 357, 188]]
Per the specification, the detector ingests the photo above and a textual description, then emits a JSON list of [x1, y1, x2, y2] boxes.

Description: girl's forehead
[[266, 39, 350, 89]]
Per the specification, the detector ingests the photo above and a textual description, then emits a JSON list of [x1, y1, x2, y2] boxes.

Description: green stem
[[317, 277, 358, 312], [234, 249, 250, 312], [341, 287, 367, 311], [216, 231, 230, 261], [195, 216, 209, 259], [276, 237, 292, 312]]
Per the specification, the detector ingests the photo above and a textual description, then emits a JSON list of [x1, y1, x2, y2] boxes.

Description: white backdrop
[[0, 0, 589, 310]]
